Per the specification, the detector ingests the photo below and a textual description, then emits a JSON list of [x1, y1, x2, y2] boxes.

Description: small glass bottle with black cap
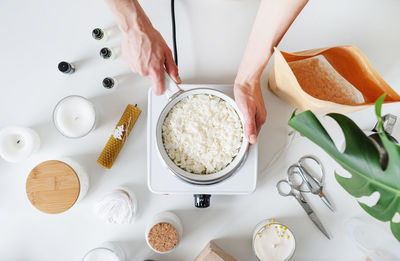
[[91, 26, 119, 42], [58, 61, 75, 74], [92, 28, 106, 41], [102, 77, 118, 89], [100, 47, 118, 60]]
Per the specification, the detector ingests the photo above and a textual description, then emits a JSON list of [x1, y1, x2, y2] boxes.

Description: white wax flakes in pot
[[162, 94, 243, 174]]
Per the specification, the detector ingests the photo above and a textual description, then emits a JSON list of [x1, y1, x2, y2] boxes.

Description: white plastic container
[[145, 211, 183, 254]]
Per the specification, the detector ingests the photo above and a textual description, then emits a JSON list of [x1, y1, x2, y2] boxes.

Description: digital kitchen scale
[[147, 84, 258, 196]]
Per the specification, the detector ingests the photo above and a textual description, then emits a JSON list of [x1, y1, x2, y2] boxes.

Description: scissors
[[276, 156, 333, 239], [287, 155, 335, 212]]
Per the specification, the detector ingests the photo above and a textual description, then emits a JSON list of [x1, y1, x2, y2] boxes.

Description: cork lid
[[26, 160, 80, 214]]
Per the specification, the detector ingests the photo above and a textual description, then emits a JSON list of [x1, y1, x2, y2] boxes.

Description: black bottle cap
[[92, 28, 104, 40], [102, 77, 115, 89], [194, 194, 211, 208], [58, 61, 75, 74], [100, 47, 112, 59]]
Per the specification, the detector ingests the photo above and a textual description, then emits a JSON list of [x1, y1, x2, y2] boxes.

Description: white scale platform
[[147, 85, 258, 195]]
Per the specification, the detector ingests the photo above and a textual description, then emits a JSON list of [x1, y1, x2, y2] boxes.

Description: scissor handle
[[276, 180, 295, 197], [287, 165, 307, 191], [298, 155, 325, 186]]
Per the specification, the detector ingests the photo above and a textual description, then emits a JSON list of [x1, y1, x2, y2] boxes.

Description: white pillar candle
[[0, 126, 40, 163], [53, 95, 97, 138], [253, 219, 296, 261]]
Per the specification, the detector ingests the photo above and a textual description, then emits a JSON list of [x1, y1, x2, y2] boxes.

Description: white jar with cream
[[252, 218, 296, 261]]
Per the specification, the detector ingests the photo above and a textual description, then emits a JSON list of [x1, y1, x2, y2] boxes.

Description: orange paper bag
[[268, 46, 400, 114]]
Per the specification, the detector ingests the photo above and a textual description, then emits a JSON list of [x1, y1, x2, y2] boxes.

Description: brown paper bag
[[268, 46, 400, 114]]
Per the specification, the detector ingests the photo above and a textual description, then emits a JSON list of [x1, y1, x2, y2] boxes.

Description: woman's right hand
[[121, 24, 181, 95]]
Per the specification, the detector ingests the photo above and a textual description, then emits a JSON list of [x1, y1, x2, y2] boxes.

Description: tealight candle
[[252, 219, 296, 261], [53, 95, 97, 138], [0, 126, 40, 163]]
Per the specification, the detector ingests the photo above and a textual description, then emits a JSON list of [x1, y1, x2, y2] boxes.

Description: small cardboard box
[[194, 241, 237, 261]]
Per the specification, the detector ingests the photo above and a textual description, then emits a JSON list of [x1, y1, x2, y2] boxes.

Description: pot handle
[[164, 71, 183, 100]]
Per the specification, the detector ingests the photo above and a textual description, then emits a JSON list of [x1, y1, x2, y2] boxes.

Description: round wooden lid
[[26, 160, 80, 214]]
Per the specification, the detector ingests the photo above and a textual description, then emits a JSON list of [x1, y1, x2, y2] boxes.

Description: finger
[[256, 119, 263, 135], [256, 109, 267, 134], [164, 51, 181, 84], [149, 67, 165, 96], [243, 112, 258, 144]]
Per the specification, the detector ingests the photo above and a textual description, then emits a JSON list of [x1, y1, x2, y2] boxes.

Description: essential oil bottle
[[91, 25, 119, 42], [58, 61, 75, 74], [102, 77, 118, 89], [99, 47, 118, 60], [92, 28, 106, 41]]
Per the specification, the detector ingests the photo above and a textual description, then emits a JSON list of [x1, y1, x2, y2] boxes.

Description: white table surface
[[1, 0, 399, 260]]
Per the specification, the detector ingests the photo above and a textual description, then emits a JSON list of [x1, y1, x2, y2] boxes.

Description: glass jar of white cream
[[252, 218, 296, 261]]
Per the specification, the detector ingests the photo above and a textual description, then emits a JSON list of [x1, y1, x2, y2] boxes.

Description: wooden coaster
[[26, 160, 80, 214]]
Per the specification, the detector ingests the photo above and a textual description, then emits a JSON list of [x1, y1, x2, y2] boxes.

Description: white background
[[0, 0, 399, 260]]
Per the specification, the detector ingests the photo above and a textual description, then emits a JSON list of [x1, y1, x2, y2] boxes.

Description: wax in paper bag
[[268, 46, 400, 114]]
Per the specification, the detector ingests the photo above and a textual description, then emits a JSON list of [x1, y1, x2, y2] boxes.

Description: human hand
[[234, 78, 267, 144], [121, 25, 181, 95]]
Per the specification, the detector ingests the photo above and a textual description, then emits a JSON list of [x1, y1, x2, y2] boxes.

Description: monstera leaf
[[288, 95, 400, 241]]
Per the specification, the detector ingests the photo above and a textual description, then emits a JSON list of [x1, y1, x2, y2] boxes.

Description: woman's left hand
[[234, 78, 267, 145]]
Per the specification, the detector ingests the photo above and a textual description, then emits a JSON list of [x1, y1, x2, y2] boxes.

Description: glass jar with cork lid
[[145, 211, 183, 254]]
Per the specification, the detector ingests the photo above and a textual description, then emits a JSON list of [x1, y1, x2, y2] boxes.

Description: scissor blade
[[295, 193, 331, 239], [309, 212, 331, 240], [320, 193, 335, 212]]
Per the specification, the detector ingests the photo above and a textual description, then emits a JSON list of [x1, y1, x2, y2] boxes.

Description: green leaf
[[290, 110, 297, 120], [288, 95, 400, 241]]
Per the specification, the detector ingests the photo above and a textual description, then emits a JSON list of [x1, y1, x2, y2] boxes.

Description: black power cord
[[171, 0, 178, 66]]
